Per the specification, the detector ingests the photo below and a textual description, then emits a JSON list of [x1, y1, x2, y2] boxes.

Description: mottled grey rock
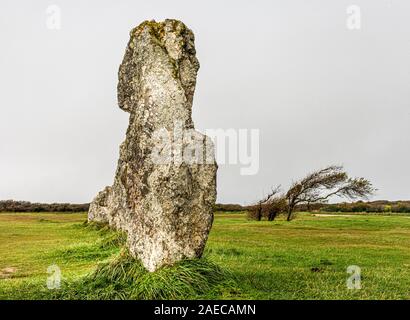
[[88, 19, 217, 272]]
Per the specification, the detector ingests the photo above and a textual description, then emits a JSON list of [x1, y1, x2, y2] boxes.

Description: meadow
[[1, 211, 410, 299]]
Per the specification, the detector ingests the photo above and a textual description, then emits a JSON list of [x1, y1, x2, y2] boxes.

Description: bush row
[[0, 200, 90, 212], [213, 203, 247, 212], [321, 201, 410, 213]]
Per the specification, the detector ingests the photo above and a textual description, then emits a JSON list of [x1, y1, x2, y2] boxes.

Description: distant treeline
[[216, 201, 410, 215], [213, 203, 247, 212], [1, 200, 409, 214], [0, 200, 90, 212], [320, 201, 410, 213]]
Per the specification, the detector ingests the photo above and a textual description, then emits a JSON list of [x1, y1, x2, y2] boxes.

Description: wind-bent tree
[[285, 165, 375, 221]]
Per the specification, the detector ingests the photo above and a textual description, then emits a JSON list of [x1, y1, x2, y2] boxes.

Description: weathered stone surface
[[88, 19, 217, 272]]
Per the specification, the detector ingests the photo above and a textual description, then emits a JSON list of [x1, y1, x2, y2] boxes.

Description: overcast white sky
[[0, 0, 409, 205]]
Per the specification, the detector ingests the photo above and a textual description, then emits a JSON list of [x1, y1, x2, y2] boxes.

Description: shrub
[[247, 198, 287, 221]]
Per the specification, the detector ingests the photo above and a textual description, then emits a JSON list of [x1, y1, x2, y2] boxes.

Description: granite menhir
[[88, 19, 217, 272]]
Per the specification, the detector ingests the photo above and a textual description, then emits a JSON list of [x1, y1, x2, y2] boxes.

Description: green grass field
[[1, 212, 410, 299]]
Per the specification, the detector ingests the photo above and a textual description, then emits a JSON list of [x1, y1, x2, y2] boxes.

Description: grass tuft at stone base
[[48, 250, 237, 300]]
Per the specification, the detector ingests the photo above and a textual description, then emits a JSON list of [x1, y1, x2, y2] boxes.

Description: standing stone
[[88, 19, 217, 272]]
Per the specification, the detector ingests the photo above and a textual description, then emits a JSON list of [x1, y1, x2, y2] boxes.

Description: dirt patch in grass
[[0, 267, 17, 279], [313, 214, 355, 217]]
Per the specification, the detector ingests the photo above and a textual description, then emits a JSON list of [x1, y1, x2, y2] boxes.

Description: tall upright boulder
[[88, 19, 217, 272]]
